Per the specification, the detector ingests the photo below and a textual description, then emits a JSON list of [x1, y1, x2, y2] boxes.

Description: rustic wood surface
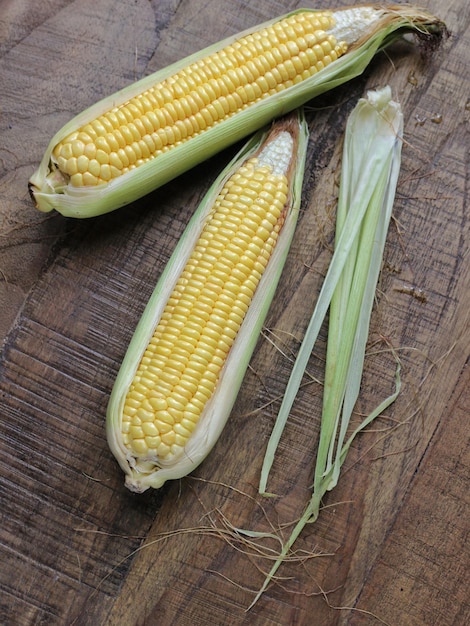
[[1, 1, 469, 624]]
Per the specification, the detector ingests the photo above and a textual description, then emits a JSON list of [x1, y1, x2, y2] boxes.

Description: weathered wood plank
[[348, 361, 470, 626], [0, 1, 468, 625], [0, 0, 157, 341]]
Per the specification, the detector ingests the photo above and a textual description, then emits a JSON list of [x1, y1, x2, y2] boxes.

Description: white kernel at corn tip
[[256, 131, 293, 176], [331, 7, 382, 45]]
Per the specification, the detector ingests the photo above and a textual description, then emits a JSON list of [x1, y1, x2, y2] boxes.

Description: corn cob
[[29, 5, 445, 218], [107, 112, 308, 492]]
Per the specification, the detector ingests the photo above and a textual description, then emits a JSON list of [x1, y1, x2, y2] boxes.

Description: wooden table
[[1, 1, 469, 624]]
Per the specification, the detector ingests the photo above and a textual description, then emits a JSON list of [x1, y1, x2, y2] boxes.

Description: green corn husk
[[251, 85, 404, 607], [107, 111, 308, 493], [28, 5, 445, 218]]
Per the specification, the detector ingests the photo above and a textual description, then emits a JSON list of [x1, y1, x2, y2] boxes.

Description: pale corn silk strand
[[50, 10, 351, 187], [122, 131, 294, 464]]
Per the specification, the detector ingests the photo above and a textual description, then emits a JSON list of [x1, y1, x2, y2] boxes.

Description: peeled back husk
[[28, 5, 445, 218], [107, 111, 309, 492]]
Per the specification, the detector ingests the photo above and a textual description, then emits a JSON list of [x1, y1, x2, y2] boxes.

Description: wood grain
[[0, 1, 468, 625]]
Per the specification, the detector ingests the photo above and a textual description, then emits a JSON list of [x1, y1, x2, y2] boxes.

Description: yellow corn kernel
[[51, 12, 344, 187], [121, 137, 292, 463], [107, 112, 309, 492], [30, 6, 445, 217]]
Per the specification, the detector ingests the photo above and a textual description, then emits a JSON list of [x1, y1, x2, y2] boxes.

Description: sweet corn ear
[[29, 5, 445, 218], [106, 112, 308, 492]]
